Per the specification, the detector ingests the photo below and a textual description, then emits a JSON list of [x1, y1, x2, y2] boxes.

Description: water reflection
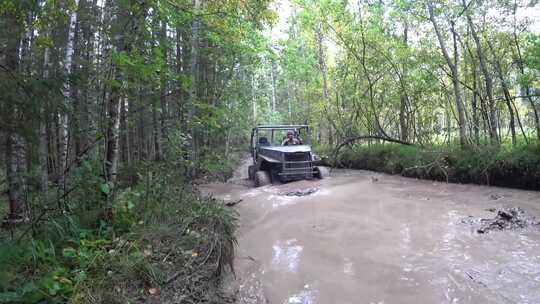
[[284, 284, 316, 304], [272, 239, 304, 272], [343, 257, 354, 275]]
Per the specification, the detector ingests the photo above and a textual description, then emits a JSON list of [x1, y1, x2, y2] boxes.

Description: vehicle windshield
[[255, 127, 309, 146]]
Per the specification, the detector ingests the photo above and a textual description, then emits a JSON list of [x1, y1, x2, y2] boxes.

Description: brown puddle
[[202, 162, 540, 304]]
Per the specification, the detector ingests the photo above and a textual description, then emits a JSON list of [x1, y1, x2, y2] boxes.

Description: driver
[[282, 130, 300, 146]]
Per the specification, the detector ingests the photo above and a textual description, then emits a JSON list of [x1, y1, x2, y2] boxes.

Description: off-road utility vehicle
[[248, 125, 328, 186]]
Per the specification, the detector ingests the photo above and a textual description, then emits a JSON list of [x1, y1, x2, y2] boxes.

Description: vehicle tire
[[248, 165, 256, 180], [314, 166, 329, 179], [255, 171, 271, 187]]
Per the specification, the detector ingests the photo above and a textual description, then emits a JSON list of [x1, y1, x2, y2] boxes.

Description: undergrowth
[[0, 160, 237, 303], [317, 142, 540, 190]]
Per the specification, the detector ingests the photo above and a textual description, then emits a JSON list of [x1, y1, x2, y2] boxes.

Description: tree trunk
[[471, 64, 480, 145], [463, 3, 498, 144], [270, 60, 277, 113], [251, 74, 257, 124], [59, 0, 81, 190], [189, 0, 202, 173], [160, 20, 168, 158], [399, 23, 409, 142], [427, 1, 468, 146], [152, 99, 163, 161], [486, 39, 518, 145], [512, 18, 540, 140], [2, 8, 28, 222], [120, 97, 128, 163], [6, 133, 28, 220], [40, 47, 51, 195], [105, 2, 128, 184], [105, 93, 121, 184]]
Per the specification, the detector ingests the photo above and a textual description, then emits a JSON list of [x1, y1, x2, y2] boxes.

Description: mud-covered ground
[[200, 161, 540, 304]]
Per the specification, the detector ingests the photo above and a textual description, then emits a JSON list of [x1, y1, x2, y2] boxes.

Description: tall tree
[[427, 0, 468, 146]]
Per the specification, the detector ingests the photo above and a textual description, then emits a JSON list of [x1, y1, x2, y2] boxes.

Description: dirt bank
[[202, 165, 540, 304]]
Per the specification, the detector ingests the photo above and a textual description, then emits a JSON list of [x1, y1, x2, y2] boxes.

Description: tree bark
[[427, 0, 468, 146], [58, 0, 81, 190], [462, 2, 498, 144], [159, 20, 168, 159], [120, 97, 128, 163], [2, 8, 28, 221], [486, 39, 519, 145], [40, 47, 51, 195], [511, 10, 540, 140], [105, 2, 128, 184], [189, 0, 202, 173], [399, 23, 409, 142]]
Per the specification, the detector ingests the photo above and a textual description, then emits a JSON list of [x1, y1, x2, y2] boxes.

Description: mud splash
[[203, 163, 540, 304]]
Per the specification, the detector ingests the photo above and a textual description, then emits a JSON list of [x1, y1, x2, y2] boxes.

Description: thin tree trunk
[[251, 74, 257, 124], [59, 0, 81, 190], [40, 47, 51, 195], [399, 23, 409, 142], [512, 6, 540, 140], [428, 1, 468, 146], [463, 2, 498, 144], [152, 99, 163, 161], [486, 39, 518, 145], [105, 93, 121, 184], [120, 98, 128, 163], [160, 20, 168, 158], [270, 61, 277, 113], [189, 0, 202, 173], [471, 63, 480, 144], [105, 2, 128, 184]]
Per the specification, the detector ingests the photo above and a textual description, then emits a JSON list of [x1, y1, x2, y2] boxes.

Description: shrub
[[0, 160, 237, 303]]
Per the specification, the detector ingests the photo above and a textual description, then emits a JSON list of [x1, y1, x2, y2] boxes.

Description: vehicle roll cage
[[251, 125, 310, 146], [250, 125, 311, 160]]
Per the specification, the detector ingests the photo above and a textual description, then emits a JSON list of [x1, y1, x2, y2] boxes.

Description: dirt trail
[[201, 162, 540, 304]]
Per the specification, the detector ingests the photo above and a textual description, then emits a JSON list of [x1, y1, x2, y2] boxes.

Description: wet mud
[[201, 163, 540, 304], [279, 187, 319, 197], [476, 207, 540, 234]]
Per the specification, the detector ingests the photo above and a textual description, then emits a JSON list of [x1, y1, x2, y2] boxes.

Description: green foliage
[[0, 159, 238, 303]]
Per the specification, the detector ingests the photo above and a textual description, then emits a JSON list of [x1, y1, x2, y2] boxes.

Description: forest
[[0, 0, 539, 302]]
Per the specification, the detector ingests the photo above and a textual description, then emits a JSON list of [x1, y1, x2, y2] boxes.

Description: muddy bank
[[324, 144, 540, 190], [202, 165, 540, 304]]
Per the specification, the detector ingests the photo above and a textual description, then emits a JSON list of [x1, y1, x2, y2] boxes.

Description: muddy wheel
[[255, 171, 271, 187], [314, 166, 329, 179], [248, 165, 256, 180]]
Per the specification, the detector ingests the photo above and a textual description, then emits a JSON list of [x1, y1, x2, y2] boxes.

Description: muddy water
[[201, 165, 540, 304]]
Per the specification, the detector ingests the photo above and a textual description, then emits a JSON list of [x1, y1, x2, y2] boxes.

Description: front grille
[[284, 152, 311, 170], [285, 152, 310, 162]]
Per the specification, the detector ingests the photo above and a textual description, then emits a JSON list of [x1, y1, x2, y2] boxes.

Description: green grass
[[317, 142, 540, 190]]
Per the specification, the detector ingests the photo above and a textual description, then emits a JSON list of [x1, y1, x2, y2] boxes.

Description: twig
[[225, 199, 242, 207], [165, 271, 182, 285]]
